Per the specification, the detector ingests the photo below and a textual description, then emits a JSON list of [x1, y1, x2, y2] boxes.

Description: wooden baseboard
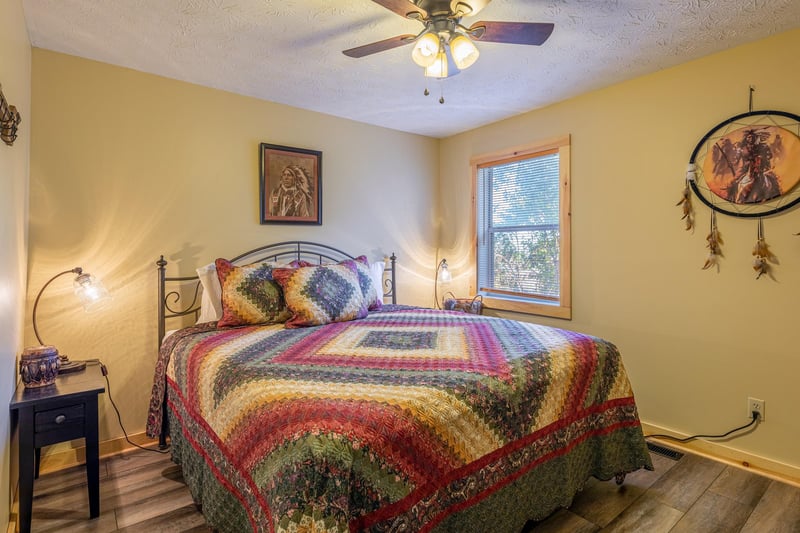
[[641, 421, 800, 488], [7, 507, 17, 533], [37, 431, 159, 476]]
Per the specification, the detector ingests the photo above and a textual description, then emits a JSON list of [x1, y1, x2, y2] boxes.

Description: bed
[[146, 241, 652, 532]]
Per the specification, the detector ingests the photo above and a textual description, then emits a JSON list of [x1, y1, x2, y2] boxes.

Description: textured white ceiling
[[21, 0, 800, 138]]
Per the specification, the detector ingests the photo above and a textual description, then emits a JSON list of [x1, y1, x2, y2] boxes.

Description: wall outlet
[[748, 397, 765, 421]]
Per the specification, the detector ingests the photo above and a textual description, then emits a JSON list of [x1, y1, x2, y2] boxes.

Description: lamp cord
[[85, 360, 170, 454], [646, 412, 759, 443]]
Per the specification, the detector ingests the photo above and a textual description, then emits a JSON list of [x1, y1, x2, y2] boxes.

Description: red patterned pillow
[[272, 263, 368, 328], [215, 258, 291, 327]]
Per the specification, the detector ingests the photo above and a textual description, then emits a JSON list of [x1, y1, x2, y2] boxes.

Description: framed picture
[[259, 143, 322, 225]]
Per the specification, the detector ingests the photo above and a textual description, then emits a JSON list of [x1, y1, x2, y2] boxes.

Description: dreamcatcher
[[679, 87, 800, 278]]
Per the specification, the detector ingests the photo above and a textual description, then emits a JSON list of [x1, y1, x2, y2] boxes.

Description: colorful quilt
[[147, 306, 652, 532]]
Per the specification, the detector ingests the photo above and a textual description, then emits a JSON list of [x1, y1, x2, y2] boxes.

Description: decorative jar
[[20, 345, 60, 388]]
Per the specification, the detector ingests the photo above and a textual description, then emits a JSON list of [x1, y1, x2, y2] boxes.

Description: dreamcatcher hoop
[[688, 109, 800, 218]]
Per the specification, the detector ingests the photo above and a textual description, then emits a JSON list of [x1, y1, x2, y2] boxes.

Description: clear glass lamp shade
[[450, 34, 479, 70], [73, 273, 110, 311], [439, 263, 452, 283], [412, 32, 441, 67], [424, 50, 449, 78]]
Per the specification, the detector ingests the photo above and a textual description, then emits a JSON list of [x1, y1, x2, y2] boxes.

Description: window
[[472, 135, 571, 319]]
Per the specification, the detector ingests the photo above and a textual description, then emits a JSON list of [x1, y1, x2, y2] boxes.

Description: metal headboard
[[156, 240, 397, 346]]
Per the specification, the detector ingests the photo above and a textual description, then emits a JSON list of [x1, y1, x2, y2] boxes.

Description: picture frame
[[259, 143, 322, 225]]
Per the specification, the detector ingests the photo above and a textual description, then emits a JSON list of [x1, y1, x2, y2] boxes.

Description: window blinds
[[477, 152, 560, 299]]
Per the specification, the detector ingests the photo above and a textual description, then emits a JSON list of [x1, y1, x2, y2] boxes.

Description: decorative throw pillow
[[345, 256, 382, 311], [215, 258, 291, 327], [272, 263, 368, 328]]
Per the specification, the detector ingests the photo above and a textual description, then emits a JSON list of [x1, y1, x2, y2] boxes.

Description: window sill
[[482, 295, 572, 320]]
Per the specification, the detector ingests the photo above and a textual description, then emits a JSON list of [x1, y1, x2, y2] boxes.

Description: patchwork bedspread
[[147, 307, 652, 532]]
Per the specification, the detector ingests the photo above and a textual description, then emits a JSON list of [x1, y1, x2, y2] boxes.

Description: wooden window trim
[[470, 135, 571, 320]]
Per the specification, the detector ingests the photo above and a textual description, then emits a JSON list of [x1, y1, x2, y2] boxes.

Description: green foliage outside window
[[492, 229, 560, 298]]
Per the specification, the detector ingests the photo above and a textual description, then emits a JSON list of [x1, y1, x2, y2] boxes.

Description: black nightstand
[[9, 363, 106, 533]]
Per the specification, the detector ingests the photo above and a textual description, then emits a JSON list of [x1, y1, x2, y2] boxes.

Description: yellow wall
[[29, 50, 439, 449], [0, 0, 31, 527], [440, 29, 800, 469]]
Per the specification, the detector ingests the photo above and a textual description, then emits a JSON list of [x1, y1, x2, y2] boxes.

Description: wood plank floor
[[27, 444, 800, 532]]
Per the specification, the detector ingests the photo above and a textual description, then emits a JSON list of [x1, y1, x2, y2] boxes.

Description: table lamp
[[26, 267, 110, 376], [434, 258, 452, 309]]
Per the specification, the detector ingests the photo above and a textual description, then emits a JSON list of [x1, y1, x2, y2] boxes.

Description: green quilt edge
[[169, 406, 651, 533]]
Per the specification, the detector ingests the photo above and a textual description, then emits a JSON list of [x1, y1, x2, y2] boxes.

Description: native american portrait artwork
[[702, 125, 800, 205], [259, 143, 322, 225]]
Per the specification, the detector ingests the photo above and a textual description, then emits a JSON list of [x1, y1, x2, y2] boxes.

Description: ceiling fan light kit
[[412, 32, 441, 67], [449, 33, 479, 69], [424, 49, 449, 78], [344, 0, 554, 85]]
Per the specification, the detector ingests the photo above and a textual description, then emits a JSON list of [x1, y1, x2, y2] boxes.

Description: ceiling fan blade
[[469, 21, 554, 45], [342, 35, 416, 58], [451, 0, 491, 17], [370, 0, 427, 19]]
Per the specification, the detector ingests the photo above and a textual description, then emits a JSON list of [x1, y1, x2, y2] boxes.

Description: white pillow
[[195, 289, 218, 323], [370, 261, 385, 302], [196, 262, 223, 322]]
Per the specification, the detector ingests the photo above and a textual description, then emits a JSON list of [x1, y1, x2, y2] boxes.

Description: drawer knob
[[55, 414, 67, 424]]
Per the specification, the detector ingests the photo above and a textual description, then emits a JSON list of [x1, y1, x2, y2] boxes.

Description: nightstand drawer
[[35, 403, 85, 433]]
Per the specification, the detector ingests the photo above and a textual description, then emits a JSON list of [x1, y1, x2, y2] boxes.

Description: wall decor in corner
[[0, 83, 22, 146], [679, 88, 800, 278]]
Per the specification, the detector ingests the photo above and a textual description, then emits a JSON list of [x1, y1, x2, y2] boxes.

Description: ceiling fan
[[342, 0, 554, 78]]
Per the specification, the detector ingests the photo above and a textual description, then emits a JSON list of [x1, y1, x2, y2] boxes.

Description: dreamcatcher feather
[[702, 211, 723, 271], [752, 218, 776, 279], [677, 164, 695, 232]]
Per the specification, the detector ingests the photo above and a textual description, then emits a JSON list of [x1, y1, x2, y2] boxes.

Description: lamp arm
[[32, 267, 82, 345]]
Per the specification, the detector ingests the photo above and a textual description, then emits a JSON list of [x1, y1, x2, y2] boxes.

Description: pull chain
[[422, 78, 445, 104]]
